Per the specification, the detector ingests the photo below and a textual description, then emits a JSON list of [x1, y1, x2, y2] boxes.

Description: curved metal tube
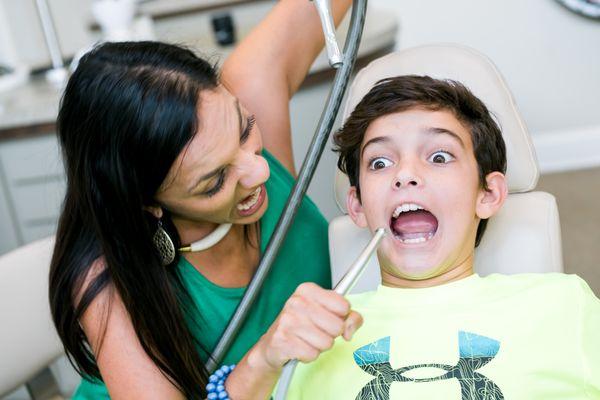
[[273, 228, 385, 400], [206, 0, 369, 373]]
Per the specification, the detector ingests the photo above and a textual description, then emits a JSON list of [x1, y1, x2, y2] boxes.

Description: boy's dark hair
[[334, 75, 507, 247]]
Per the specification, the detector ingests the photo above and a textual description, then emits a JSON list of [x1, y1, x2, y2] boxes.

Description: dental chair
[[0, 236, 77, 400], [329, 44, 564, 293]]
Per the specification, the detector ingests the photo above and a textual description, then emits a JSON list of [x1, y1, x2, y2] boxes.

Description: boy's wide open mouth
[[389, 202, 439, 244]]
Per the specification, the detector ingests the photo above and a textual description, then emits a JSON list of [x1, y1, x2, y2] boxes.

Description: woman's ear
[[476, 172, 508, 219], [144, 205, 163, 220], [346, 186, 368, 228]]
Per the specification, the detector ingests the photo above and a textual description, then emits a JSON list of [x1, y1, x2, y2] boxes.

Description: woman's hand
[[252, 282, 363, 371], [225, 282, 363, 399]]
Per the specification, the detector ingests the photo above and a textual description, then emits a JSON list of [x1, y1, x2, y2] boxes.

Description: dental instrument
[[205, 0, 368, 373], [273, 228, 386, 400], [312, 0, 344, 68]]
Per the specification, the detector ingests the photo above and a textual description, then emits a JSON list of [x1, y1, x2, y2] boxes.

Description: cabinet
[[0, 174, 18, 254], [0, 134, 65, 255]]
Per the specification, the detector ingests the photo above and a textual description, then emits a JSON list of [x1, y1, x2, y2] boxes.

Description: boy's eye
[[428, 151, 455, 164], [368, 157, 393, 170]]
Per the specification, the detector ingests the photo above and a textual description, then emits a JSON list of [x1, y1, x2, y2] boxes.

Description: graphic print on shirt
[[352, 331, 504, 399]]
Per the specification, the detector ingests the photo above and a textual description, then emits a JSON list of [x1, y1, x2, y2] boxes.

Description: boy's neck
[[381, 253, 475, 289]]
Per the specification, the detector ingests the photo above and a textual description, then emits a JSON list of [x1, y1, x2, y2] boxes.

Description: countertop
[[0, 4, 397, 140]]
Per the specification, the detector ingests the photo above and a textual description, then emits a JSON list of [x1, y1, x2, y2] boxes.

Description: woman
[[49, 0, 362, 398]]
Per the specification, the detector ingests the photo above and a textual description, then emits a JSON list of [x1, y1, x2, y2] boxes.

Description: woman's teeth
[[237, 186, 262, 211]]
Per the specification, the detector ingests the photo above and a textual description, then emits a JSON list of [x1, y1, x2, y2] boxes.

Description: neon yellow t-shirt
[[288, 273, 600, 399]]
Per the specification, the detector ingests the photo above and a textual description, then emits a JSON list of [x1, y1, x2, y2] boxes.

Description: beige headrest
[[335, 44, 539, 212]]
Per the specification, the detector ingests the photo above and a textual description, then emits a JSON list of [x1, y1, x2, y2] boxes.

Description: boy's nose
[[393, 172, 422, 188], [394, 177, 419, 188]]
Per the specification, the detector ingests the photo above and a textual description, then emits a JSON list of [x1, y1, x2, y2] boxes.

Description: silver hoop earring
[[153, 220, 175, 266]]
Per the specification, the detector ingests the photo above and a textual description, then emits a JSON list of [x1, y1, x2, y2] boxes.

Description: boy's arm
[[221, 0, 351, 175]]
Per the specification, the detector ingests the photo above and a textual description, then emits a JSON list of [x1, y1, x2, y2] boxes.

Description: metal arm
[[273, 228, 385, 400], [313, 0, 344, 67], [206, 0, 369, 373]]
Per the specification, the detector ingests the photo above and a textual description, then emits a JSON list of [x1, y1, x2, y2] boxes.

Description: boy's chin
[[384, 266, 441, 281], [380, 257, 447, 281]]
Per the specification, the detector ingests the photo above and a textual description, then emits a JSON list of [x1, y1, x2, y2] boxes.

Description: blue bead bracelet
[[206, 364, 235, 400]]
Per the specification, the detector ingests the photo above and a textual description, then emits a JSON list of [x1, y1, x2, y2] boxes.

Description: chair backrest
[[0, 236, 63, 396], [329, 44, 563, 293]]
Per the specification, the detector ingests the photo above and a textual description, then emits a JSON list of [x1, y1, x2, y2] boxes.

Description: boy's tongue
[[392, 210, 438, 239]]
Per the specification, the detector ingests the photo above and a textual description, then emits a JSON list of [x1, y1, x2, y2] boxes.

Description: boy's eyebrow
[[361, 126, 465, 157], [426, 127, 465, 148], [361, 136, 391, 157]]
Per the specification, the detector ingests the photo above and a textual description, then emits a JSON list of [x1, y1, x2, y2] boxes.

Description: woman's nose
[[238, 151, 270, 189]]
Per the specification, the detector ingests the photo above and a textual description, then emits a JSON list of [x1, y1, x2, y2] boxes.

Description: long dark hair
[[49, 41, 218, 398]]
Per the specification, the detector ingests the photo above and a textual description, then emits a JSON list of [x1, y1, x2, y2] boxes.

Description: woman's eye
[[428, 151, 455, 164], [203, 169, 227, 197], [240, 115, 256, 144], [368, 157, 393, 170]]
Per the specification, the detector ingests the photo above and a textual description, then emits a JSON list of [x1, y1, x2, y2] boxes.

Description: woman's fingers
[[260, 283, 364, 369], [295, 282, 351, 317], [286, 336, 321, 364], [287, 292, 344, 337], [291, 320, 335, 354], [342, 310, 363, 341]]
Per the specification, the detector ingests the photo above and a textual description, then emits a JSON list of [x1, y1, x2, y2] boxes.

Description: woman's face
[[155, 86, 270, 236]]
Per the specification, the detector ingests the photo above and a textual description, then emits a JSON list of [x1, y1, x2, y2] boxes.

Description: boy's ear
[[476, 172, 508, 219], [346, 186, 368, 228]]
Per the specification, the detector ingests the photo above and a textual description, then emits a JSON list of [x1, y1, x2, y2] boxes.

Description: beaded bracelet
[[206, 364, 236, 400]]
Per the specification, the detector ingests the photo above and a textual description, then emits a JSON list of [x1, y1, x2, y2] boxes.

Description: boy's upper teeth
[[392, 203, 423, 218]]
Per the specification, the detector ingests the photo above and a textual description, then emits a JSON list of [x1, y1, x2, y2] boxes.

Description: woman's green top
[[73, 151, 331, 398]]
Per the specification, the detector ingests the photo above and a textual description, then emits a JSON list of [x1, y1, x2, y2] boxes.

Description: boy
[[286, 76, 600, 399]]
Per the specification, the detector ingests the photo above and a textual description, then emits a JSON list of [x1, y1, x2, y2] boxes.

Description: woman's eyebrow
[[235, 99, 243, 139]]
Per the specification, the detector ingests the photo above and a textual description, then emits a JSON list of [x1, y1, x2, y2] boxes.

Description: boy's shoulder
[[346, 273, 596, 310], [482, 272, 592, 297]]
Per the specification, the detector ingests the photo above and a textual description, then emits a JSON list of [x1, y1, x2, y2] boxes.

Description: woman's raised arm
[[221, 0, 351, 174]]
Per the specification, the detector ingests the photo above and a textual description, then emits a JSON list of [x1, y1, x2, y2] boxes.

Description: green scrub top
[[73, 150, 331, 399]]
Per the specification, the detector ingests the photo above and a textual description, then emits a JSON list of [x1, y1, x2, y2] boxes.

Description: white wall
[[370, 0, 600, 135], [0, 0, 92, 69], [292, 0, 600, 220]]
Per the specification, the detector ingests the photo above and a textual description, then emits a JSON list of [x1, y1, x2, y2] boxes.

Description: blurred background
[[0, 0, 598, 398]]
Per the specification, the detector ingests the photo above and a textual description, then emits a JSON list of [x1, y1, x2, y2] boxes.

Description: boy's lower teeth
[[397, 232, 434, 244]]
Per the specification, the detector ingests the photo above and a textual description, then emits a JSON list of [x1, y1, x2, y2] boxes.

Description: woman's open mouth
[[236, 184, 266, 217], [389, 202, 438, 244]]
